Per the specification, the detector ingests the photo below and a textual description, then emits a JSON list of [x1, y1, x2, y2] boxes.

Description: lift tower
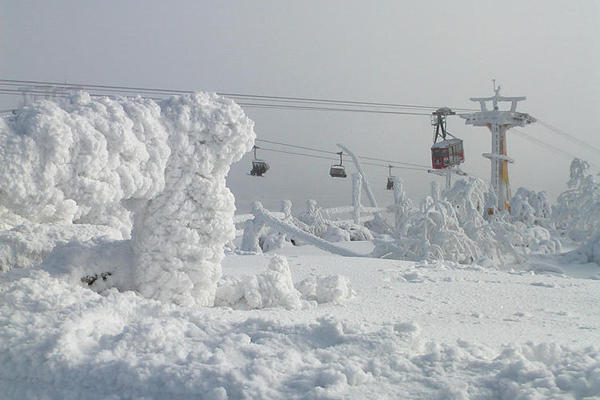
[[461, 84, 535, 212]]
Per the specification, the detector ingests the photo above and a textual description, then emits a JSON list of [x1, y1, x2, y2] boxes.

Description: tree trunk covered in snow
[[129, 93, 255, 306]]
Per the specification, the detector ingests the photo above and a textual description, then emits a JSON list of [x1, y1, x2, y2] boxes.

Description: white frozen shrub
[[215, 255, 303, 309], [374, 178, 559, 266], [510, 187, 552, 227], [553, 158, 600, 242], [374, 182, 481, 263], [0, 93, 170, 236], [323, 224, 351, 242], [390, 177, 412, 235], [574, 231, 600, 264], [298, 199, 331, 237], [129, 93, 255, 306], [334, 221, 373, 241]]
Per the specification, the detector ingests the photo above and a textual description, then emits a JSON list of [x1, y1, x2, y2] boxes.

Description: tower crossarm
[[460, 111, 536, 127]]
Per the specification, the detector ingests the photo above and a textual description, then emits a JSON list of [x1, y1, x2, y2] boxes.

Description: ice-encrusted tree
[[0, 92, 256, 306], [129, 93, 255, 306], [553, 158, 600, 242]]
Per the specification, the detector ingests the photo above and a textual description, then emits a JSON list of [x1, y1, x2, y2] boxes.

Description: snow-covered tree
[[553, 158, 600, 241]]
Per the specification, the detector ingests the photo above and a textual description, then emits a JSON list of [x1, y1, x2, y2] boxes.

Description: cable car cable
[[257, 146, 429, 172], [256, 138, 431, 168], [536, 120, 600, 154], [0, 78, 478, 112], [512, 128, 600, 169]]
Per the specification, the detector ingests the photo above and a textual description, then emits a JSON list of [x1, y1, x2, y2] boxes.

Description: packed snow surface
[[1, 246, 599, 399]]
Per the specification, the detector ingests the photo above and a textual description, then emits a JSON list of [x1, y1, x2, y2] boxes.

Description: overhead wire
[[536, 119, 600, 154], [256, 139, 336, 155], [0, 78, 478, 112], [8, 78, 595, 174], [256, 146, 429, 172], [512, 128, 599, 169]]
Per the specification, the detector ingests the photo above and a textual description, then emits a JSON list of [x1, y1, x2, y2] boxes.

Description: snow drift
[[0, 92, 255, 305]]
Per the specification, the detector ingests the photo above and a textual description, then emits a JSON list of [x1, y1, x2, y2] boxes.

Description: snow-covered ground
[[1, 93, 599, 399], [2, 242, 599, 399]]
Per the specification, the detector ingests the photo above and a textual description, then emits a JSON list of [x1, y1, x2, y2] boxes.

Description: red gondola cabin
[[431, 138, 464, 169]]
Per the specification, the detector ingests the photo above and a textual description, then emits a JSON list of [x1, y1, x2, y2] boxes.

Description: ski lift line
[[257, 146, 429, 172], [255, 139, 337, 155], [0, 78, 478, 112], [512, 128, 599, 168], [0, 88, 452, 117], [235, 103, 432, 116], [512, 128, 578, 158], [537, 120, 600, 154], [0, 88, 168, 102], [256, 138, 431, 168], [354, 155, 430, 169]]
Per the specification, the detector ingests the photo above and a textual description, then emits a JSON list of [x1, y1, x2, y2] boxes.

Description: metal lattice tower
[[460, 84, 536, 212]]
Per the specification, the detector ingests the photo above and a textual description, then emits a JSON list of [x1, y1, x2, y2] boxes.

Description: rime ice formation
[[373, 178, 559, 265], [553, 158, 600, 242], [129, 93, 255, 306], [0, 93, 170, 237], [510, 187, 552, 227], [0, 92, 255, 306]]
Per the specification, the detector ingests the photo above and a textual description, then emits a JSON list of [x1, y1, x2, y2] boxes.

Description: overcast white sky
[[2, 0, 599, 212]]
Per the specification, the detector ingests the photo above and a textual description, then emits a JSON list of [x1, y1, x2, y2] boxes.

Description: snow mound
[[1, 270, 598, 399], [296, 274, 353, 304], [40, 238, 135, 292], [215, 255, 303, 310], [0, 223, 121, 271]]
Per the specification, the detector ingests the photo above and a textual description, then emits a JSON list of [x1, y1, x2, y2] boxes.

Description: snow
[[128, 92, 254, 306], [0, 92, 170, 236], [0, 97, 599, 399], [1, 249, 599, 399], [0, 91, 255, 306]]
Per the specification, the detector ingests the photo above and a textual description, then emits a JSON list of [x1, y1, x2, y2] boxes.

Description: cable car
[[431, 138, 464, 169], [430, 107, 464, 170], [250, 146, 269, 177], [329, 151, 347, 178], [386, 165, 394, 190]]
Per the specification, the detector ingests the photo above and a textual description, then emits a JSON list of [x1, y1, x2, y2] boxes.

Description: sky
[[2, 0, 599, 212]]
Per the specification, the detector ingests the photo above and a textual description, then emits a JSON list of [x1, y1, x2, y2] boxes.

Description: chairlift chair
[[329, 152, 347, 178], [250, 146, 270, 177], [386, 165, 394, 190]]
